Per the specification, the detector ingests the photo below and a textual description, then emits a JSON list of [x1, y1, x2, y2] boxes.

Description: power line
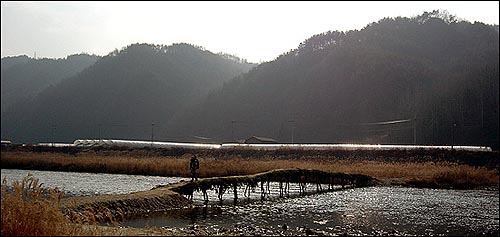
[[359, 126, 414, 133], [358, 119, 413, 126]]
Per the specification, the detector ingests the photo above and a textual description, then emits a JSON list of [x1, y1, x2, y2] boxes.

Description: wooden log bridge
[[169, 168, 375, 204], [61, 169, 375, 223]]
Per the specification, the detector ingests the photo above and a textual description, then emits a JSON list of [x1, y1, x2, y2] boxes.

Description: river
[[1, 169, 498, 236], [1, 168, 184, 197]]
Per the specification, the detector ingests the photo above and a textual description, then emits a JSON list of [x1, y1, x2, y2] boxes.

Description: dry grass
[[1, 151, 498, 189], [0, 175, 179, 236], [0, 175, 102, 236], [1, 175, 68, 236]]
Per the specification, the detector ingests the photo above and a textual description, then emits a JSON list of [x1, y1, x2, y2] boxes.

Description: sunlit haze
[[1, 1, 499, 63]]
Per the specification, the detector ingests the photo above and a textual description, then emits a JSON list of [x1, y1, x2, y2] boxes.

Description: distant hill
[[2, 11, 497, 148], [1, 55, 30, 70], [1, 43, 255, 143], [167, 11, 499, 148], [1, 54, 99, 114]]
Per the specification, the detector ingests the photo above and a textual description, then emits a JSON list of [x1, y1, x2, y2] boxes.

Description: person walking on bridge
[[190, 154, 200, 181]]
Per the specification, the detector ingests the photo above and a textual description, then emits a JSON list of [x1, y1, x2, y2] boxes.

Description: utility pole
[[98, 123, 102, 143], [151, 122, 155, 147], [231, 120, 236, 142], [479, 74, 485, 145], [431, 107, 435, 144], [51, 124, 56, 147], [451, 122, 457, 150], [413, 116, 417, 145], [288, 120, 295, 144]]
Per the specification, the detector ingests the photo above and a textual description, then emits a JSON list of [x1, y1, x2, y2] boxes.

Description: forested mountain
[[1, 43, 255, 143], [168, 11, 499, 148], [1, 54, 99, 114], [2, 11, 497, 148], [1, 55, 30, 70]]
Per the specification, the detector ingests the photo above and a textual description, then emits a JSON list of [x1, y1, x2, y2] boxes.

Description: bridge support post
[[233, 183, 238, 203], [279, 181, 283, 197], [244, 184, 249, 197], [267, 181, 270, 196], [260, 181, 265, 200], [202, 189, 208, 204], [169, 169, 373, 205], [285, 178, 290, 197], [316, 183, 322, 192], [217, 185, 225, 204]]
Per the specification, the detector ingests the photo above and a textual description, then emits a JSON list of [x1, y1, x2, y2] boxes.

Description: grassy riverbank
[[1, 149, 498, 189], [0, 175, 182, 236]]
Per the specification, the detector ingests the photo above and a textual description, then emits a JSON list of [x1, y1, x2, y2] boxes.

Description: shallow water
[[124, 187, 499, 236], [1, 168, 184, 197]]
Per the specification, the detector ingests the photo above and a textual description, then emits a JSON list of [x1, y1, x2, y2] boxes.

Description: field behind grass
[[1, 147, 498, 189]]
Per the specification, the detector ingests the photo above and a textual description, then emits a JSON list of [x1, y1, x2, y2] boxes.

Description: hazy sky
[[1, 1, 499, 63]]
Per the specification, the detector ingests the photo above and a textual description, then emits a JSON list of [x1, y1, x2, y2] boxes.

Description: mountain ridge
[[166, 11, 499, 148], [1, 11, 498, 149], [1, 43, 255, 143]]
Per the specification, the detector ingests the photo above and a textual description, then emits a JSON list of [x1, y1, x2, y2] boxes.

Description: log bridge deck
[[169, 168, 376, 204]]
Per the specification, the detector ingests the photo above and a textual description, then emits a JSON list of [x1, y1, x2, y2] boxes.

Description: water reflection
[[124, 187, 499, 236], [1, 168, 184, 197]]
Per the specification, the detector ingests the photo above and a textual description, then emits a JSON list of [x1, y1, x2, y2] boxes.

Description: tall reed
[[1, 175, 127, 236], [1, 175, 71, 236]]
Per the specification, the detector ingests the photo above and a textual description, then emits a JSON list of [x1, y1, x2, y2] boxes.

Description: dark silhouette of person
[[190, 155, 200, 181]]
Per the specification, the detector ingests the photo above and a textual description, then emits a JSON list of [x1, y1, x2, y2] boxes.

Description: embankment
[[60, 185, 191, 223]]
